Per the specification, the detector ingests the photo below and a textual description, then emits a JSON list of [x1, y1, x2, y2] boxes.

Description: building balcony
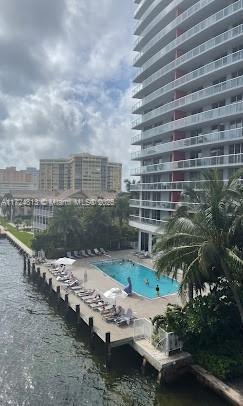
[[134, 24, 243, 105], [131, 153, 243, 176], [134, 0, 174, 36], [130, 199, 199, 211], [130, 199, 178, 210], [129, 215, 167, 227], [134, 0, 217, 53], [130, 180, 209, 192], [134, 0, 155, 20], [133, 100, 243, 144], [132, 49, 243, 103], [134, 0, 243, 76], [132, 75, 243, 130], [131, 128, 243, 160]]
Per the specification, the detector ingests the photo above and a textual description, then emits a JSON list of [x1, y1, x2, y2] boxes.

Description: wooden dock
[[1, 228, 192, 382]]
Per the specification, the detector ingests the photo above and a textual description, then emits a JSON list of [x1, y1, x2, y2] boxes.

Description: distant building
[[39, 153, 122, 194], [32, 190, 118, 233], [0, 166, 39, 195], [39, 159, 70, 193], [107, 162, 122, 192]]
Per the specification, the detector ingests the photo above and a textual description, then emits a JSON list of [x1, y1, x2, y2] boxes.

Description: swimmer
[[144, 279, 149, 286]]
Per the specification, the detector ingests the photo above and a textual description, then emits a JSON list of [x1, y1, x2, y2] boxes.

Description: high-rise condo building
[[39, 153, 122, 194], [130, 0, 243, 252]]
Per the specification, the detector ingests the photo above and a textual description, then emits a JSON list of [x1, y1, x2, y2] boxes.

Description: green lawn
[[0, 218, 33, 249]]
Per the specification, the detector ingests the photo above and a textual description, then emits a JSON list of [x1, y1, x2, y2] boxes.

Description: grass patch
[[0, 217, 33, 249]]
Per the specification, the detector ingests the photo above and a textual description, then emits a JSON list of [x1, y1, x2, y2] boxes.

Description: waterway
[[0, 239, 227, 405]]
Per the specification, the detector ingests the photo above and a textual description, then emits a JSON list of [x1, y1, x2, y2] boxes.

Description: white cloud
[[0, 0, 134, 181]]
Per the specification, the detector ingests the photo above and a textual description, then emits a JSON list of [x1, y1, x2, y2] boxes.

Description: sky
[[0, 0, 135, 181]]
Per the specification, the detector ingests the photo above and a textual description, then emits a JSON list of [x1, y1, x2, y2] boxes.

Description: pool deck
[[38, 250, 182, 346], [36, 251, 190, 378], [71, 250, 182, 321]]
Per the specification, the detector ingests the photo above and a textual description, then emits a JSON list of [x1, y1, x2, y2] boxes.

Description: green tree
[[113, 194, 130, 226], [154, 169, 243, 324], [49, 205, 82, 250]]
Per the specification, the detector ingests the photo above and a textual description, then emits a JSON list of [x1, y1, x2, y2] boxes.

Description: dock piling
[[89, 317, 95, 348], [23, 256, 26, 274], [105, 332, 112, 369], [27, 258, 31, 275], [48, 278, 52, 293], [141, 357, 147, 375], [76, 305, 81, 325]]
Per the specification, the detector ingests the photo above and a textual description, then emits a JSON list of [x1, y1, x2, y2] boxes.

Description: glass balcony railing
[[134, 0, 154, 20], [136, 24, 243, 89], [130, 180, 211, 192], [134, 0, 215, 56], [130, 199, 199, 210], [132, 48, 243, 102], [131, 153, 243, 175], [135, 0, 243, 74], [129, 215, 167, 226], [130, 199, 178, 210], [135, 0, 173, 35], [131, 128, 243, 159], [141, 100, 243, 142], [132, 75, 243, 129]]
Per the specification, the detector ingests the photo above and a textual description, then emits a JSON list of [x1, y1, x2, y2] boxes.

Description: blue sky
[[0, 0, 135, 182]]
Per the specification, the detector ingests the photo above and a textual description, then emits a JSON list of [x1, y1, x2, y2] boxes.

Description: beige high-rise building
[[39, 153, 122, 194], [39, 159, 70, 193], [107, 162, 122, 192], [0, 166, 39, 194]]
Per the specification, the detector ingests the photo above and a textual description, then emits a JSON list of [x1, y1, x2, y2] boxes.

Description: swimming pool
[[93, 260, 179, 299]]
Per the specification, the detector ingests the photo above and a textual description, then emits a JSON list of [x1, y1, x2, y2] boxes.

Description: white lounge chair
[[87, 249, 95, 257], [67, 251, 75, 259], [94, 248, 101, 256], [81, 250, 89, 258], [100, 248, 108, 255], [116, 308, 134, 326]]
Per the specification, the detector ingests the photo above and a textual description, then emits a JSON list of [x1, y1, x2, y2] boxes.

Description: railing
[[134, 0, 216, 54], [130, 180, 217, 192], [131, 128, 243, 159], [129, 215, 167, 226], [134, 318, 183, 355], [141, 100, 243, 142], [132, 75, 243, 129], [130, 199, 178, 210], [134, 0, 156, 20], [135, 0, 172, 35], [130, 199, 199, 210], [134, 318, 153, 342], [132, 48, 243, 102], [135, 0, 243, 73], [131, 153, 243, 175], [136, 24, 243, 88]]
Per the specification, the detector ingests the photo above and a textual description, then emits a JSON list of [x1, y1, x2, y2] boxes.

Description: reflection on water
[[0, 240, 227, 405]]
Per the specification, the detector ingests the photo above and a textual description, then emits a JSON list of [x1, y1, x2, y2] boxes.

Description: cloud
[[0, 0, 134, 181]]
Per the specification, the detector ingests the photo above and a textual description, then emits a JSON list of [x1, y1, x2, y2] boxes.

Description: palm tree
[[49, 205, 82, 250], [154, 169, 243, 324], [113, 194, 130, 226]]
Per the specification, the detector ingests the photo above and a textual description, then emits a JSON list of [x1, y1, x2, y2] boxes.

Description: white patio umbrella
[[103, 287, 128, 305], [55, 257, 76, 266]]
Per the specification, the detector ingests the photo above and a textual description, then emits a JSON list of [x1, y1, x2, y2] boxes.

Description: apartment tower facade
[[39, 153, 122, 194], [130, 0, 243, 252]]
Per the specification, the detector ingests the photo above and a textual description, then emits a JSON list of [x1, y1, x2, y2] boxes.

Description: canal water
[[0, 240, 227, 406]]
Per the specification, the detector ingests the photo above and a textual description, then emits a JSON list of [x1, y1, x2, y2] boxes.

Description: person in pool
[[144, 279, 149, 286], [156, 284, 160, 296]]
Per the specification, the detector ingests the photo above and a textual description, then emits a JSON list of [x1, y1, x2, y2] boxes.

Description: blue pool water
[[94, 260, 179, 299]]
